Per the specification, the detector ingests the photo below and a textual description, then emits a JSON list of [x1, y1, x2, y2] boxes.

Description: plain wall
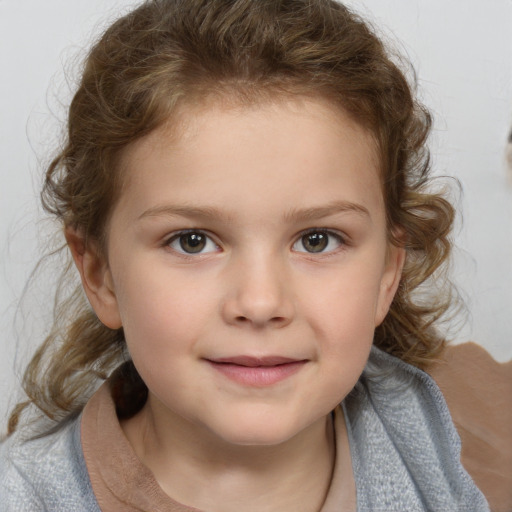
[[1, 0, 511, 427]]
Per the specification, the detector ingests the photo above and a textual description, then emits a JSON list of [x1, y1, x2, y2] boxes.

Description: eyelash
[[292, 228, 346, 255], [164, 230, 220, 256], [163, 228, 347, 257]]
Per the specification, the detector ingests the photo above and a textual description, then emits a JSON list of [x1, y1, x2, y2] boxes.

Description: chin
[[210, 415, 308, 447]]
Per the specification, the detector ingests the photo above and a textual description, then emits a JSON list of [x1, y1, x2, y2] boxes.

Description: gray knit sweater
[[0, 347, 490, 511]]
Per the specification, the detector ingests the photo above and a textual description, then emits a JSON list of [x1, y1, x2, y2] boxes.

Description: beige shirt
[[81, 382, 352, 512]]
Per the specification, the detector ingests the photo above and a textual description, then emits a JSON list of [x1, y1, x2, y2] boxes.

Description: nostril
[[233, 315, 288, 327]]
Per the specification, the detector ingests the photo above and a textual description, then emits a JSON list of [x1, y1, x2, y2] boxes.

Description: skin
[[68, 97, 404, 512]]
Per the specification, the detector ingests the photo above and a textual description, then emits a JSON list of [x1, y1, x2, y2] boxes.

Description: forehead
[[121, 94, 380, 162], [115, 97, 383, 226]]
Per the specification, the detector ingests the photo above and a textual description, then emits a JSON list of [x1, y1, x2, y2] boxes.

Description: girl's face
[[85, 97, 403, 446]]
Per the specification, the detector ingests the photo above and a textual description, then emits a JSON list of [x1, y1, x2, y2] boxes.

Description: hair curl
[[9, 0, 456, 434]]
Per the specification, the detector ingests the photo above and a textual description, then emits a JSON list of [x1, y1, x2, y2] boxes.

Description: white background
[[1, 0, 511, 427]]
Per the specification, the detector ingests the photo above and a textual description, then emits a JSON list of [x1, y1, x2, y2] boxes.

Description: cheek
[[300, 263, 384, 331], [114, 268, 216, 355], [296, 261, 384, 375]]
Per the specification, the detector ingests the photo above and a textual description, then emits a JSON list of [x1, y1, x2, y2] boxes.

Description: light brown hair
[[9, 0, 455, 434]]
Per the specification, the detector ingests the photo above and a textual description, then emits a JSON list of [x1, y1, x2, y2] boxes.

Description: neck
[[122, 395, 338, 512]]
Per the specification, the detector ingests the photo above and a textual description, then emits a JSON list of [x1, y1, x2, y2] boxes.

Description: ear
[[374, 244, 406, 326], [65, 227, 122, 329]]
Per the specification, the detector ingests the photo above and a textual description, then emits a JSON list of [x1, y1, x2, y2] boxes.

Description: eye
[[292, 230, 344, 254], [167, 231, 219, 255]]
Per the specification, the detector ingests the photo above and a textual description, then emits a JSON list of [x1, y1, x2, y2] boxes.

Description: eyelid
[[292, 228, 347, 254], [164, 229, 221, 256]]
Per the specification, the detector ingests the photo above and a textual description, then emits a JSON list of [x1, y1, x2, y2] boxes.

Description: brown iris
[[301, 232, 328, 253], [179, 232, 207, 253]]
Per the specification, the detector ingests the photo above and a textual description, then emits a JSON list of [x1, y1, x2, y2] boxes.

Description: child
[[0, 0, 490, 510]]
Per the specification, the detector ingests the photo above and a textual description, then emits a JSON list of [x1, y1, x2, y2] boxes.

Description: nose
[[221, 252, 295, 329]]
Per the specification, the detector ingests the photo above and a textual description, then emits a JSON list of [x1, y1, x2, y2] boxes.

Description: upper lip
[[208, 356, 304, 367]]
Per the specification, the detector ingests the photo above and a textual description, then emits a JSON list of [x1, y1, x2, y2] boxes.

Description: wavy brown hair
[[8, 0, 456, 434]]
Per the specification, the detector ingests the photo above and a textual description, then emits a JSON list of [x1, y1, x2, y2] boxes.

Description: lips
[[206, 356, 307, 386], [211, 355, 301, 367]]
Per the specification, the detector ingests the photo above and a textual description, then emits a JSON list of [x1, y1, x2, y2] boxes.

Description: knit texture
[[0, 415, 99, 511], [344, 348, 490, 511]]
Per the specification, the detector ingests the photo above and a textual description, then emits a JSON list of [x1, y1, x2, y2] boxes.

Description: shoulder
[[343, 346, 490, 512], [427, 342, 512, 512], [0, 416, 100, 512]]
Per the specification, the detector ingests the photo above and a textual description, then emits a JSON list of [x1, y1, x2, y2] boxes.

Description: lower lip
[[207, 360, 306, 387]]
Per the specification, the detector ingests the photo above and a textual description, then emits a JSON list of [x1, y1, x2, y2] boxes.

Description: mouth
[[205, 356, 307, 387]]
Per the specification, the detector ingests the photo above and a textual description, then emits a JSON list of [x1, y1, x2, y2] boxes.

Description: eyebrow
[[138, 200, 370, 223], [138, 204, 235, 222], [282, 200, 371, 223]]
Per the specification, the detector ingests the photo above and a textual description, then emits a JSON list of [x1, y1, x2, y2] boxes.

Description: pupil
[[303, 232, 327, 252], [180, 233, 206, 253]]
